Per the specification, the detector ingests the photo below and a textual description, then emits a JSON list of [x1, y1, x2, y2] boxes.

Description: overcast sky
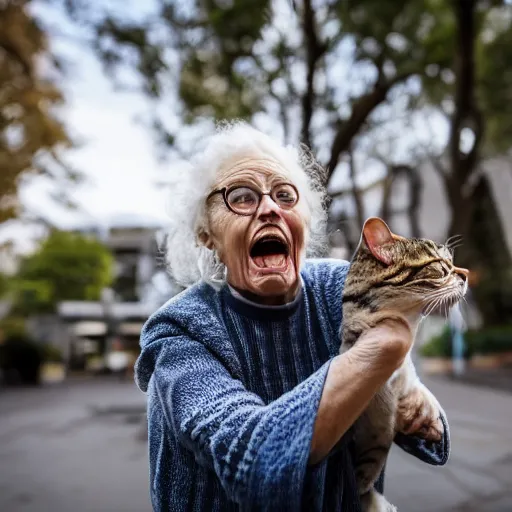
[[1, 1, 172, 252]]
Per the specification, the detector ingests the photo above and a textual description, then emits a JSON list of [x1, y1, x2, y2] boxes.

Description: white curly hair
[[164, 121, 328, 289]]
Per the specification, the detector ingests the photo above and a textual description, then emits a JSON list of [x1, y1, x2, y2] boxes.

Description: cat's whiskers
[[422, 292, 447, 316], [442, 297, 449, 318], [418, 288, 454, 302], [419, 282, 464, 317], [423, 297, 443, 317], [445, 234, 463, 247], [448, 243, 463, 252]]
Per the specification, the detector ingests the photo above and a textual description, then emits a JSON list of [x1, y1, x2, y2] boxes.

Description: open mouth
[[250, 235, 290, 270]]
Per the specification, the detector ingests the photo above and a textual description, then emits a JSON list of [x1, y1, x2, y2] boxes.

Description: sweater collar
[[223, 280, 303, 321]]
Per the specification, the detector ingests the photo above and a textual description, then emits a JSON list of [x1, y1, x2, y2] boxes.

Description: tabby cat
[[340, 217, 468, 512]]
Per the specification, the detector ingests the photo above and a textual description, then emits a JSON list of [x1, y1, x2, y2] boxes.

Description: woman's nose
[[257, 194, 281, 219]]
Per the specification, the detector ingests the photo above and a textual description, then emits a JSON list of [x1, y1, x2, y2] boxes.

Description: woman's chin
[[255, 278, 291, 297], [250, 269, 299, 299]]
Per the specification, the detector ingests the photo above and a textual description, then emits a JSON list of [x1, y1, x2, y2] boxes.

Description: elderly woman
[[135, 124, 449, 511]]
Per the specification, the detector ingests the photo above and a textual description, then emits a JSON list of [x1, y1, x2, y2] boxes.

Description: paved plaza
[[1, 374, 511, 511]]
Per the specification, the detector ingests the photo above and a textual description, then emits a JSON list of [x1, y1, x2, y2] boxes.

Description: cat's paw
[[396, 382, 443, 442], [361, 490, 398, 512]]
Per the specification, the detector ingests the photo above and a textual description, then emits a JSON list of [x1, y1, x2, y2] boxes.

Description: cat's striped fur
[[340, 218, 468, 512]]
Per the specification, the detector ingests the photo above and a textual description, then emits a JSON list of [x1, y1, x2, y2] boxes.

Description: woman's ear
[[197, 229, 215, 250]]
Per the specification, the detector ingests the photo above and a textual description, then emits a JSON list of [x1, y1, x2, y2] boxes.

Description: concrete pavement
[[1, 374, 512, 511], [0, 378, 151, 512], [386, 376, 512, 511]]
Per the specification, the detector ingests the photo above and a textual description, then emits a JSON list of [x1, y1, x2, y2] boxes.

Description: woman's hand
[[309, 318, 413, 465], [348, 317, 413, 373]]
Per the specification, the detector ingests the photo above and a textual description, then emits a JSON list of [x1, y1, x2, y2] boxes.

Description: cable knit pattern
[[135, 259, 450, 511]]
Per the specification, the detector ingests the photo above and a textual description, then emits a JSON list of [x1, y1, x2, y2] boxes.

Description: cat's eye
[[429, 262, 449, 278], [385, 268, 412, 284]]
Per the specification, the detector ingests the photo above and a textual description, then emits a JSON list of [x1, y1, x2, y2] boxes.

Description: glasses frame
[[206, 183, 300, 216]]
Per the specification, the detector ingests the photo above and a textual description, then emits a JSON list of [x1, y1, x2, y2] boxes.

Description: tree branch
[[0, 39, 33, 78], [348, 145, 365, 227], [379, 164, 422, 237], [300, 0, 326, 148], [327, 71, 412, 180], [449, 0, 483, 186], [329, 177, 386, 199], [380, 171, 394, 224]]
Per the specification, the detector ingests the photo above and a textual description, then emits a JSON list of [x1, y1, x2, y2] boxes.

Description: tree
[[74, 0, 512, 325], [419, 0, 512, 326], [84, 0, 459, 156], [10, 230, 113, 314], [0, 0, 79, 224]]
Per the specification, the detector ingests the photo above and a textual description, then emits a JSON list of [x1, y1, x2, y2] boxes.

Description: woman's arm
[[146, 319, 411, 509], [309, 318, 412, 464], [151, 334, 328, 510]]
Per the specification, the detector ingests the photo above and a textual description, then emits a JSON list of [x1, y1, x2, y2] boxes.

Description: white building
[[329, 156, 512, 253]]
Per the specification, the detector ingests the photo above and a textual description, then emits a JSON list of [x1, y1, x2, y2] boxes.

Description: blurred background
[[1, 0, 511, 510]]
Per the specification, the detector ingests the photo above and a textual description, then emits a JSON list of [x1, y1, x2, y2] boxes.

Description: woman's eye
[[228, 188, 256, 204], [233, 194, 253, 204], [276, 191, 293, 202], [274, 185, 297, 205]]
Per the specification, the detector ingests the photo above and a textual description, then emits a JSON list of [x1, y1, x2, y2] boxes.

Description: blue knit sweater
[[135, 259, 449, 511]]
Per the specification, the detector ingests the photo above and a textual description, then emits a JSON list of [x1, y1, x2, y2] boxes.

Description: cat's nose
[[454, 266, 469, 282]]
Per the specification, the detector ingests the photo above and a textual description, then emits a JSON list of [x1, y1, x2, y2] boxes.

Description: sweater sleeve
[[393, 411, 450, 466], [151, 333, 331, 509]]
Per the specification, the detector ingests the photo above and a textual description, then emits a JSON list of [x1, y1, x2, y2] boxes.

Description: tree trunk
[[467, 176, 512, 326], [443, 0, 512, 328]]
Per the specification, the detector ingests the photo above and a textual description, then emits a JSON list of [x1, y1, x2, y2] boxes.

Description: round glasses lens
[[273, 184, 298, 208], [226, 186, 259, 214]]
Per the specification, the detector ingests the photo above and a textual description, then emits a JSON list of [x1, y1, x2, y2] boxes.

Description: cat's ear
[[362, 217, 396, 265]]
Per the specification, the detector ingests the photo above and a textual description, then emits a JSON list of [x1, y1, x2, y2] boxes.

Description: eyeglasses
[[206, 183, 299, 216]]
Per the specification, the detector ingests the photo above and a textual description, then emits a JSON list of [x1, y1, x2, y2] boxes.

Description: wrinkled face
[[200, 154, 310, 304]]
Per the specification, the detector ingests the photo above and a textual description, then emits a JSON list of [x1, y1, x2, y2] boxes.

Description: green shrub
[[468, 326, 512, 355], [0, 333, 43, 385], [0, 316, 27, 339], [420, 326, 472, 359], [420, 325, 512, 358]]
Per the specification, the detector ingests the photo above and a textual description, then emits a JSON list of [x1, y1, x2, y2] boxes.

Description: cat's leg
[[353, 390, 396, 495], [394, 355, 443, 441], [396, 381, 443, 440], [360, 489, 397, 512], [354, 439, 393, 495]]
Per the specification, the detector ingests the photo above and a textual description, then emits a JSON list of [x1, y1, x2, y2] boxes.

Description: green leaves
[[0, 0, 76, 223], [11, 231, 114, 314], [72, 0, 512, 170], [94, 16, 167, 97]]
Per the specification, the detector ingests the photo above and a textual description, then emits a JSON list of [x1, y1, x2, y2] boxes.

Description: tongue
[[253, 254, 287, 268]]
